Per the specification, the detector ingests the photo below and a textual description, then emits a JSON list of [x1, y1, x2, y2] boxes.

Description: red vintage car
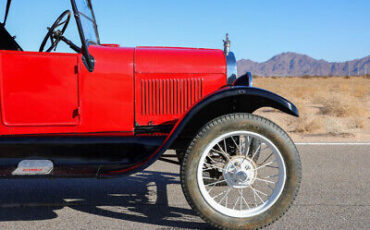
[[0, 0, 301, 229]]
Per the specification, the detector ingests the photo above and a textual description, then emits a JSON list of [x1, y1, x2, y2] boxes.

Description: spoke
[[268, 185, 275, 191], [207, 181, 218, 193], [231, 136, 240, 153], [210, 148, 224, 155], [202, 176, 215, 179], [264, 174, 279, 179], [215, 143, 235, 168], [203, 163, 225, 171], [255, 177, 276, 184], [259, 151, 274, 165], [216, 143, 228, 156], [251, 186, 265, 204], [207, 155, 217, 163], [255, 161, 276, 171], [203, 167, 223, 172], [211, 148, 231, 162], [219, 188, 232, 204], [206, 155, 227, 169], [233, 196, 240, 210], [239, 189, 250, 209], [261, 144, 269, 151], [266, 165, 279, 169], [202, 168, 214, 172], [225, 192, 228, 208], [252, 186, 258, 207], [245, 136, 251, 156], [242, 191, 250, 209], [212, 190, 228, 199], [240, 194, 243, 210], [208, 156, 235, 173], [205, 179, 227, 187], [252, 187, 268, 197], [239, 135, 250, 156], [251, 143, 261, 161], [238, 189, 243, 210], [239, 135, 243, 154]]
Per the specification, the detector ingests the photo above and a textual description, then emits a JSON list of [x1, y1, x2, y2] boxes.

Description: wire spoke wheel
[[197, 131, 286, 218], [181, 114, 301, 229]]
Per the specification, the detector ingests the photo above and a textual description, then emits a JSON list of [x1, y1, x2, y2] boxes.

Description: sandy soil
[[253, 76, 370, 142]]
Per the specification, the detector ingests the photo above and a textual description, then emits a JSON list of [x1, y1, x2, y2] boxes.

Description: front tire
[[181, 113, 301, 230]]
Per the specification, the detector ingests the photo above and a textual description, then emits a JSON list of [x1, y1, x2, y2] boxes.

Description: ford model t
[[0, 0, 301, 229]]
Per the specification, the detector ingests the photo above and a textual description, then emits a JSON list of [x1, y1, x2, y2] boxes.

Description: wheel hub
[[223, 157, 257, 188]]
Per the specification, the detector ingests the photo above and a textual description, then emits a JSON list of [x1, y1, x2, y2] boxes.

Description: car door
[[0, 51, 79, 127]]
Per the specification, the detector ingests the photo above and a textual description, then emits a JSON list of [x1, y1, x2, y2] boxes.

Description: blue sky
[[2, 0, 370, 62]]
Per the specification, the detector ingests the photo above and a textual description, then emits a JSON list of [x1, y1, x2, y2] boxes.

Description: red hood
[[135, 47, 226, 74]]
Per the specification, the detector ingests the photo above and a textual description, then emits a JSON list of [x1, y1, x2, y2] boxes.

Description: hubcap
[[197, 131, 286, 218], [223, 157, 257, 188]]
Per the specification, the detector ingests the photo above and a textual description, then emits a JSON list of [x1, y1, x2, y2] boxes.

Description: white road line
[[295, 143, 370, 146]]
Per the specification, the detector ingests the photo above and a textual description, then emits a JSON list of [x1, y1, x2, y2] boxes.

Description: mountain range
[[237, 52, 370, 77]]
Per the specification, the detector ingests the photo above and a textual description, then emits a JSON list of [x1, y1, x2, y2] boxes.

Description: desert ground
[[253, 76, 370, 142]]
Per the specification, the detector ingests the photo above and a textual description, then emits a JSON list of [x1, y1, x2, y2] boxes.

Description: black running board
[[0, 136, 166, 178]]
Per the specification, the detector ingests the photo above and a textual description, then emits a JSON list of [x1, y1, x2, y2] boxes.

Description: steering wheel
[[39, 10, 71, 52]]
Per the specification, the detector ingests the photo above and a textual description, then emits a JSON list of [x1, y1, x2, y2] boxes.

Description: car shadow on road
[[0, 170, 210, 229]]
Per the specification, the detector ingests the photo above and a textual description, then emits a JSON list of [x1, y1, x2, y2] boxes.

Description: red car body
[[0, 46, 226, 134], [0, 0, 298, 178]]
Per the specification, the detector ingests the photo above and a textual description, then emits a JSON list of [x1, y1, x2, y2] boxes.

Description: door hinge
[[73, 108, 80, 118]]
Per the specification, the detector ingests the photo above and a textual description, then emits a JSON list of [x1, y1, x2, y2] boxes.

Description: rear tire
[[176, 150, 185, 163], [181, 113, 301, 230]]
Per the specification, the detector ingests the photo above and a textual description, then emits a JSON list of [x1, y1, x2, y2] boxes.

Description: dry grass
[[295, 116, 323, 134], [253, 76, 370, 137], [315, 94, 365, 117]]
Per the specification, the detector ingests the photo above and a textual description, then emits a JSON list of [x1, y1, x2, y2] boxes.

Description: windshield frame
[[2, 0, 12, 25], [70, 0, 100, 71]]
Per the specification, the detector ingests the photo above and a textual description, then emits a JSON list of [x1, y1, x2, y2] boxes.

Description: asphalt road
[[0, 144, 369, 230]]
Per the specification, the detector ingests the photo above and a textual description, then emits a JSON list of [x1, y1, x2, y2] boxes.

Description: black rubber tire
[[176, 150, 185, 163], [180, 113, 302, 230]]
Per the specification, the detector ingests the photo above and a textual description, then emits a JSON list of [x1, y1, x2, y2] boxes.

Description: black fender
[[103, 86, 298, 176]]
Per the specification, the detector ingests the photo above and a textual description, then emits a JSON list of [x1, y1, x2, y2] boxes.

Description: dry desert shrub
[[295, 109, 321, 133], [253, 76, 370, 136], [316, 94, 366, 118], [287, 100, 323, 134], [294, 116, 323, 133], [345, 117, 365, 129]]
